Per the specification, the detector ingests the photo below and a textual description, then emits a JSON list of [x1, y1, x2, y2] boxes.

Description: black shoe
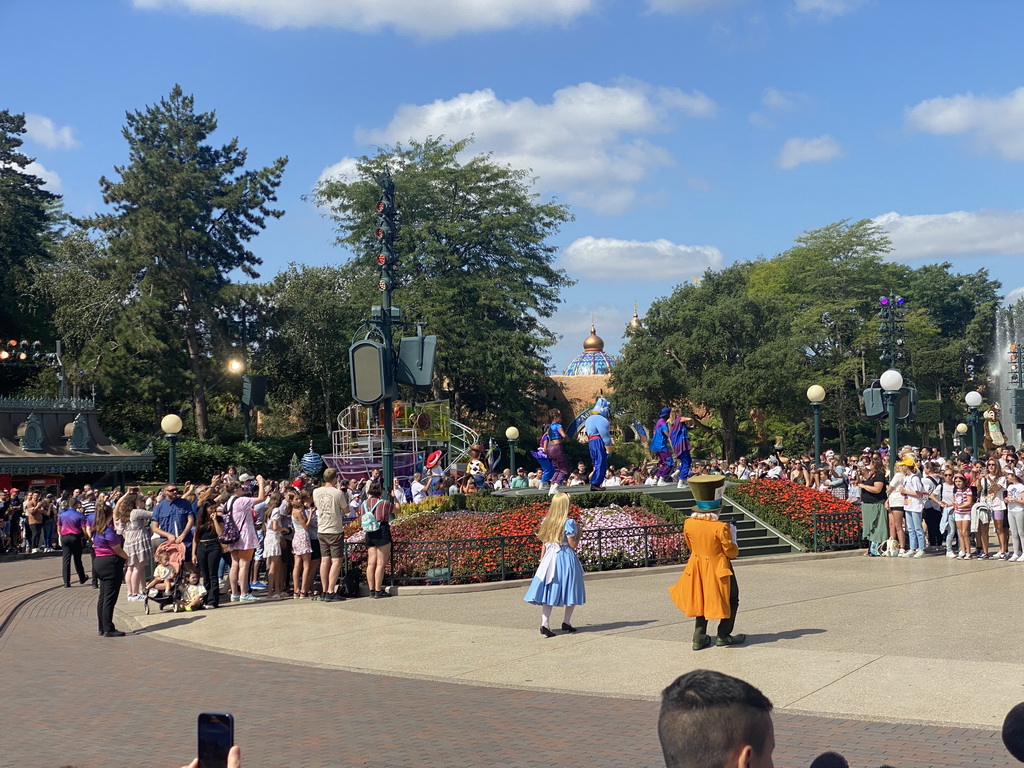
[[561, 622, 577, 633], [92, 583, 99, 589], [103, 630, 126, 637], [540, 626, 556, 638], [79, 578, 88, 585], [376, 589, 391, 598], [63, 583, 70, 588], [369, 591, 379, 599]]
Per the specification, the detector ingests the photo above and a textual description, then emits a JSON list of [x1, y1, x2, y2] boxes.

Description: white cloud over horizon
[[133, 0, 594, 36], [907, 87, 1024, 160], [749, 87, 806, 129], [24, 114, 79, 150], [324, 81, 716, 215], [874, 208, 1024, 261], [26, 161, 63, 193], [777, 134, 842, 168], [561, 236, 723, 282]]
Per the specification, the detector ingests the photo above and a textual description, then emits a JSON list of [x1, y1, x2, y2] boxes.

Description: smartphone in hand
[[198, 712, 234, 768]]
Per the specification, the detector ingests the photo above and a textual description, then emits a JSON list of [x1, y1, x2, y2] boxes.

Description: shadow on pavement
[[132, 615, 204, 633], [744, 628, 826, 645], [577, 619, 658, 632]]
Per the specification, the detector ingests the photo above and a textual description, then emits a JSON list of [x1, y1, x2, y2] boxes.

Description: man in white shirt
[[410, 473, 427, 503], [313, 468, 349, 602]]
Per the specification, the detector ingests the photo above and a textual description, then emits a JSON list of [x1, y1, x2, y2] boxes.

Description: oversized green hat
[[687, 474, 726, 511]]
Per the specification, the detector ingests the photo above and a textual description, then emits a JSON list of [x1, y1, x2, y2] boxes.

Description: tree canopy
[[315, 136, 575, 428]]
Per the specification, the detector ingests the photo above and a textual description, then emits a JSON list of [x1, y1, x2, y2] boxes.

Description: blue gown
[[523, 519, 586, 607]]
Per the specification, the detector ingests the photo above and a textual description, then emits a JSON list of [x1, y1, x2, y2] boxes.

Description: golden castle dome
[[582, 324, 605, 352]]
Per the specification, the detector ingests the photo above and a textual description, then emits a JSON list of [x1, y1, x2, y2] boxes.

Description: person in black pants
[[58, 498, 89, 586], [192, 499, 224, 609], [90, 502, 129, 637]]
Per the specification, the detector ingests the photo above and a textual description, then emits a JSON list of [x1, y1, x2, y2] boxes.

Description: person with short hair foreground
[[658, 669, 774, 768]]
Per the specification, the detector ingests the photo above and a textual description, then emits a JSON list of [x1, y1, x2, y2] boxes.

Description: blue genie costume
[[670, 413, 692, 482], [650, 407, 674, 482], [583, 397, 613, 488]]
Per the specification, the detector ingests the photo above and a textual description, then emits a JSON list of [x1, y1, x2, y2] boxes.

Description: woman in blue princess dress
[[523, 493, 586, 637]]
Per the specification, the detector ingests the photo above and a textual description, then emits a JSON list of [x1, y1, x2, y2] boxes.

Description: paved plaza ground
[[2, 550, 1022, 767]]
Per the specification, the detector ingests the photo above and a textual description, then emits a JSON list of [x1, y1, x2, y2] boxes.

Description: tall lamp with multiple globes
[[161, 414, 183, 485], [505, 426, 519, 477], [965, 390, 983, 457], [806, 385, 826, 469], [955, 422, 969, 452], [880, 369, 904, 477]]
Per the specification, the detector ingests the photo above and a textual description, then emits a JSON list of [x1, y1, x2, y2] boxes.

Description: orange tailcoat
[[668, 517, 738, 620]]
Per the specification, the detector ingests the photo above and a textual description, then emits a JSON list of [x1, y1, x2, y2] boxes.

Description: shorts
[[954, 513, 971, 522], [309, 539, 321, 560], [993, 508, 1006, 521], [319, 531, 344, 559]]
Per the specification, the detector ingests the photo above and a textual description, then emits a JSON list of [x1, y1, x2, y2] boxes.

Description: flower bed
[[726, 479, 862, 550], [343, 496, 686, 584]]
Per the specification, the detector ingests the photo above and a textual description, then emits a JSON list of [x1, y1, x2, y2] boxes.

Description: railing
[[810, 511, 864, 552], [343, 522, 689, 586]]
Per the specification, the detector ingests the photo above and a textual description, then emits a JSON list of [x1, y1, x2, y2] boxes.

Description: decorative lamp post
[[161, 414, 183, 485], [228, 358, 245, 374], [965, 390, 983, 457], [505, 426, 520, 477], [806, 385, 826, 469], [955, 422, 969, 451], [880, 369, 904, 477]]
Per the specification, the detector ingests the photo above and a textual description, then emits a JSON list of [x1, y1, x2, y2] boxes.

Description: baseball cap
[[238, 473, 253, 482]]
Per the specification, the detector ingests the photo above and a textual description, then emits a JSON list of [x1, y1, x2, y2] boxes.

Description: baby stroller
[[144, 540, 186, 615]]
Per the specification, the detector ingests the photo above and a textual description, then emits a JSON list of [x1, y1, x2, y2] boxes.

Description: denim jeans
[[905, 510, 925, 551]]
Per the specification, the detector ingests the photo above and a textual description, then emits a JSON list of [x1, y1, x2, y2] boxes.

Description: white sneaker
[[913, 549, 924, 558], [946, 550, 957, 558], [897, 549, 910, 557], [677, 481, 686, 489], [548, 483, 558, 496], [963, 553, 972, 559], [1010, 553, 1020, 562], [656, 478, 669, 486]]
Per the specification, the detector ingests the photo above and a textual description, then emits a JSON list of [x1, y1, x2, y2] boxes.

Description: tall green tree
[[748, 219, 901, 452], [315, 136, 574, 427], [612, 263, 803, 462], [259, 265, 363, 433], [0, 110, 60, 337], [79, 86, 287, 438]]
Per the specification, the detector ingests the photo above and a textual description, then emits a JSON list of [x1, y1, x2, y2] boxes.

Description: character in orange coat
[[668, 513, 746, 650]]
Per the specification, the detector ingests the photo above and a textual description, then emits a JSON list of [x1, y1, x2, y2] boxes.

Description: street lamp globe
[[228, 358, 245, 374], [160, 414, 183, 435], [505, 426, 520, 441], [806, 385, 826, 403], [965, 391, 983, 408], [956, 422, 969, 435], [880, 369, 904, 392]]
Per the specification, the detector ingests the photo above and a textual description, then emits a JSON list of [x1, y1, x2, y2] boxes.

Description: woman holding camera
[[193, 498, 226, 608]]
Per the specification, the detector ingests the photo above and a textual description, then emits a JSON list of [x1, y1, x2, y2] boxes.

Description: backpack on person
[[360, 499, 384, 533], [218, 498, 241, 544]]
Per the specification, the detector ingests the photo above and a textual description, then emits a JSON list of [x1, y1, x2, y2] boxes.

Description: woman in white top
[[1006, 475, 1024, 561], [887, 459, 908, 554], [899, 458, 926, 557], [976, 458, 1009, 559]]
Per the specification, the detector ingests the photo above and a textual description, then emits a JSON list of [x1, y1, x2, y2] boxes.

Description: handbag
[[879, 537, 900, 557]]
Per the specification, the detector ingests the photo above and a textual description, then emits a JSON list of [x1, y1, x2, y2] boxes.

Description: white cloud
[[874, 209, 1024, 261], [561, 236, 723, 282], [342, 80, 715, 215], [906, 87, 1024, 160], [24, 114, 79, 150], [646, 0, 743, 12], [133, 0, 593, 37], [749, 87, 805, 129], [1007, 285, 1024, 306], [777, 134, 842, 169], [317, 157, 359, 186], [793, 0, 868, 17], [25, 161, 63, 193]]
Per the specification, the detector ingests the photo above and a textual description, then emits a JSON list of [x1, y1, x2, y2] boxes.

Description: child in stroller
[[144, 543, 185, 614]]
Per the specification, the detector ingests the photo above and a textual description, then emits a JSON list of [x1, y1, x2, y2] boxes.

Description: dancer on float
[[544, 408, 569, 496], [532, 431, 555, 491], [650, 407, 674, 487], [670, 407, 693, 488], [584, 398, 612, 490]]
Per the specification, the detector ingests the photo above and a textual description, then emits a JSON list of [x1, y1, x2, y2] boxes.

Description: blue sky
[[6, 0, 1024, 371]]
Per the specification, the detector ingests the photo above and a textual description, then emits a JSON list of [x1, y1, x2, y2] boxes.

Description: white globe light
[[806, 385, 826, 403], [965, 391, 983, 408], [160, 414, 183, 435], [955, 422, 969, 435], [879, 369, 904, 392], [228, 358, 245, 374], [505, 426, 520, 441]]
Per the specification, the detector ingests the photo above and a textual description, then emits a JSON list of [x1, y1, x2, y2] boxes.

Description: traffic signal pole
[[377, 172, 397, 491]]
